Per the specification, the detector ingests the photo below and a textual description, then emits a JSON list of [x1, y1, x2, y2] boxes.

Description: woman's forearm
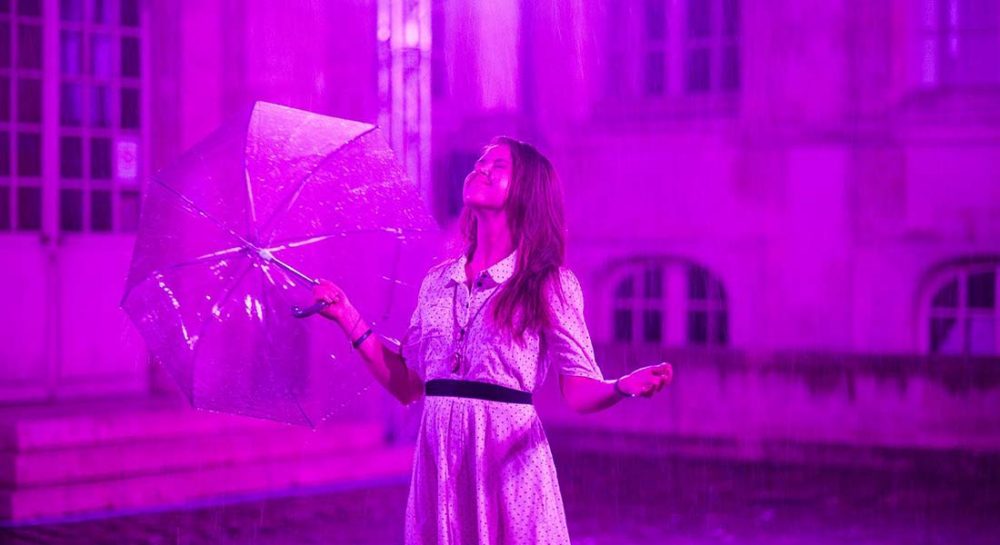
[[559, 375, 623, 413], [338, 308, 424, 405], [561, 362, 673, 413]]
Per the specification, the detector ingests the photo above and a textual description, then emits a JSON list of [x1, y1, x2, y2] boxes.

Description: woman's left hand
[[616, 362, 673, 398]]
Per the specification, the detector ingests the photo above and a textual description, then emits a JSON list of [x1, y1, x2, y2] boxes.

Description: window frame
[[920, 261, 999, 356], [607, 257, 729, 348], [0, 0, 147, 236], [912, 0, 1000, 89], [597, 0, 741, 121]]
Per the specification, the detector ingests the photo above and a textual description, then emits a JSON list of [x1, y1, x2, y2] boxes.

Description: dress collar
[[447, 250, 518, 287]]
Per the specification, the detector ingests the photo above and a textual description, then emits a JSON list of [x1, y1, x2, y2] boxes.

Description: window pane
[[121, 0, 139, 27], [644, 50, 666, 96], [60, 30, 83, 75], [16, 24, 42, 69], [91, 137, 111, 179], [722, 44, 740, 91], [967, 271, 996, 309], [60, 136, 82, 178], [967, 315, 996, 355], [932, 279, 958, 307], [16, 185, 40, 230], [16, 78, 40, 123], [59, 0, 82, 21], [643, 309, 663, 342], [16, 132, 40, 177], [687, 0, 711, 38], [60, 82, 83, 126], [687, 310, 708, 345], [121, 87, 140, 128], [120, 189, 140, 231], [930, 316, 961, 354], [0, 185, 9, 229], [90, 34, 112, 77], [722, 0, 739, 36], [685, 47, 711, 93], [90, 84, 110, 127], [947, 33, 1000, 85], [93, 0, 111, 23], [713, 310, 729, 345], [59, 188, 83, 231], [707, 275, 725, 301], [644, 0, 666, 41], [643, 266, 662, 299], [0, 77, 9, 122], [0, 22, 10, 69], [121, 36, 140, 77], [0, 132, 9, 175], [688, 266, 708, 299], [615, 276, 635, 299], [91, 189, 112, 231], [614, 309, 633, 342], [16, 0, 41, 17]]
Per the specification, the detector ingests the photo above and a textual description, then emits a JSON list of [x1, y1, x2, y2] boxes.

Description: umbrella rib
[[144, 246, 247, 278], [245, 164, 260, 237], [263, 227, 411, 253], [154, 176, 260, 252], [187, 259, 257, 361], [243, 111, 263, 240], [257, 126, 378, 243]]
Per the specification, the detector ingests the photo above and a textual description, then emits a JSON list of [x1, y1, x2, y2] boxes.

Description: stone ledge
[[0, 444, 414, 522]]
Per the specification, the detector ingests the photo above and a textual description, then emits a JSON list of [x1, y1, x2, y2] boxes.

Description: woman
[[313, 137, 673, 544]]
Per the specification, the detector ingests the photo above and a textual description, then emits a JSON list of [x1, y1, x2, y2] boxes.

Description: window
[[686, 264, 728, 345], [606, 0, 740, 105], [57, 0, 144, 234], [923, 262, 998, 356], [610, 258, 729, 347], [0, 1, 44, 231], [0, 0, 145, 235], [916, 0, 1000, 87]]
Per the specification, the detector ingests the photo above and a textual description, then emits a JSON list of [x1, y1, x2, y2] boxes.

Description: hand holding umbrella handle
[[292, 299, 331, 319]]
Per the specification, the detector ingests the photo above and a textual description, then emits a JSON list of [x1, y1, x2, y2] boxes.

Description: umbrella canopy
[[122, 102, 438, 427]]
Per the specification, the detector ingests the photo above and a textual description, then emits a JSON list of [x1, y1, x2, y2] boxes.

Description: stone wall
[[536, 345, 1000, 466]]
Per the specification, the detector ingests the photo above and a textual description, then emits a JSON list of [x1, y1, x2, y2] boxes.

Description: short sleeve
[[545, 269, 604, 380], [396, 270, 433, 380]]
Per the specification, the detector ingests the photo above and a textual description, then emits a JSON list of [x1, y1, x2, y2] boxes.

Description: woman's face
[[463, 144, 512, 210]]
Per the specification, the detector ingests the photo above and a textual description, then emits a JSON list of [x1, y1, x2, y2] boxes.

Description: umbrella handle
[[291, 299, 331, 319]]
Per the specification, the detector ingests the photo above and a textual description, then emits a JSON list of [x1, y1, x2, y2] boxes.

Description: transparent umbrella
[[121, 101, 438, 427]]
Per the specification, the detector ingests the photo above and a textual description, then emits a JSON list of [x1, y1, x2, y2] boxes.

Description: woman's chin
[[463, 200, 503, 211]]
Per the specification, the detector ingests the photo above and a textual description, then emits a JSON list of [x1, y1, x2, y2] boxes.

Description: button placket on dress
[[452, 273, 491, 374]]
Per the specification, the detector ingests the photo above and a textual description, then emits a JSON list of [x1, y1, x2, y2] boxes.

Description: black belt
[[425, 379, 533, 405]]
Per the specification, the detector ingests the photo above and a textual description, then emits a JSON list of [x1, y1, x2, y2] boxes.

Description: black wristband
[[351, 328, 374, 349], [614, 377, 636, 398]]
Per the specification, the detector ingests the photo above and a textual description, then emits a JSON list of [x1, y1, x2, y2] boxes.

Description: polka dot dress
[[399, 251, 604, 544]]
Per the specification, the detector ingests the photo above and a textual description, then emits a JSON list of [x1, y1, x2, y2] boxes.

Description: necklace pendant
[[451, 352, 462, 373]]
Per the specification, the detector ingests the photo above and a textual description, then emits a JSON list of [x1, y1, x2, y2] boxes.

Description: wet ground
[[3, 439, 998, 544]]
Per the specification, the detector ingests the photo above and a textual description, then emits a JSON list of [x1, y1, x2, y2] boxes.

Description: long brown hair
[[459, 136, 566, 340]]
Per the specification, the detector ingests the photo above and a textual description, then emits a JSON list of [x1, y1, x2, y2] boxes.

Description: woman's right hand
[[312, 279, 357, 326]]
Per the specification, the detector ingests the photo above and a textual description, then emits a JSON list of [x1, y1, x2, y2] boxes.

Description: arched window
[[610, 258, 728, 346], [923, 262, 998, 355]]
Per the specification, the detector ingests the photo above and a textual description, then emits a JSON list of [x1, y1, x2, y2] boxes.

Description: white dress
[[399, 251, 604, 544]]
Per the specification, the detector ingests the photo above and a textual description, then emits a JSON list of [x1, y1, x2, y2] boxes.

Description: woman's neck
[[468, 210, 514, 278]]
